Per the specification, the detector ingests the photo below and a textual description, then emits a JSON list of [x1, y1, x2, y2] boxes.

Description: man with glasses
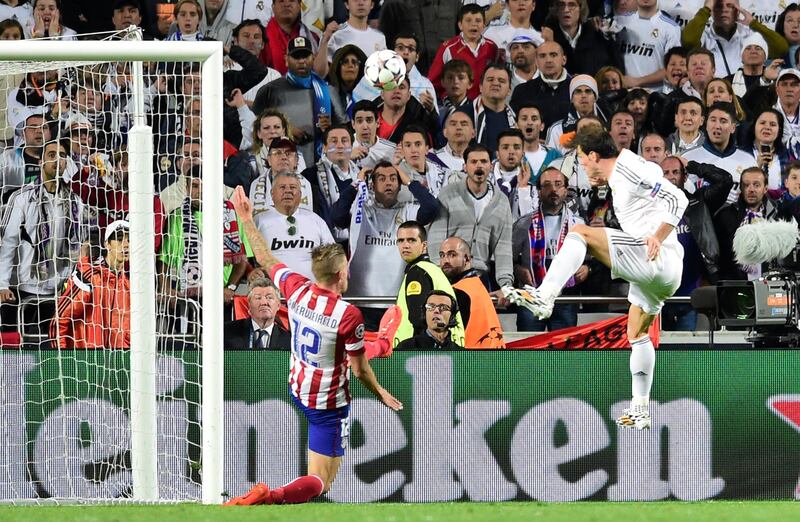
[[511, 166, 587, 331], [254, 172, 334, 278], [352, 32, 438, 115], [395, 290, 464, 349]]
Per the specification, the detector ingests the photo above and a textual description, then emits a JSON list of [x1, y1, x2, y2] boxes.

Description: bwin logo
[[271, 237, 317, 250], [623, 43, 654, 57]]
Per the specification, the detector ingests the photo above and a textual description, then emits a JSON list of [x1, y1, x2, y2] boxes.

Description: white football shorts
[[605, 228, 683, 315]]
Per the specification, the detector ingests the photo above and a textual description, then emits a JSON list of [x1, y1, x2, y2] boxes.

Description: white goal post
[[0, 40, 224, 504]]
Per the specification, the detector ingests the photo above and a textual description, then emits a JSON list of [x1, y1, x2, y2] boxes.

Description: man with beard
[[52, 220, 132, 349], [506, 30, 539, 89], [511, 167, 586, 331], [429, 144, 514, 301], [438, 236, 505, 348], [329, 161, 438, 329]]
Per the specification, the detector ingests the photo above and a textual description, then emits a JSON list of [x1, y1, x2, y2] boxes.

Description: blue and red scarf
[[529, 207, 576, 288]]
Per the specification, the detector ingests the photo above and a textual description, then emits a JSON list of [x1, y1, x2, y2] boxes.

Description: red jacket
[[427, 35, 500, 99], [71, 168, 165, 252], [52, 257, 130, 349]]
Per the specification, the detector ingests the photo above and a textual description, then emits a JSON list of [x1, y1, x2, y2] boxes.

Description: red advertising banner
[[506, 315, 660, 350]]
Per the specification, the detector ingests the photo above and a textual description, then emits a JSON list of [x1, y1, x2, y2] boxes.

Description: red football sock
[[270, 475, 324, 504]]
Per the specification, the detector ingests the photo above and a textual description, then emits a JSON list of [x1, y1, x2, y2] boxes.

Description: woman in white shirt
[[30, 0, 76, 40]]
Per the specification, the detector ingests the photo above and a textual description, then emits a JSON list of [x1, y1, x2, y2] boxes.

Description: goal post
[[0, 39, 224, 504]]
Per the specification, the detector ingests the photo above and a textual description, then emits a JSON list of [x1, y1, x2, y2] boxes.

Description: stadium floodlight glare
[[0, 37, 223, 505]]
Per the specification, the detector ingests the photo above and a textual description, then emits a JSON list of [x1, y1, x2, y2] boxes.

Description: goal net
[[0, 38, 224, 504]]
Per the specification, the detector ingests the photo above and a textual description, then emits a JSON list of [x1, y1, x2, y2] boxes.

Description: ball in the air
[[364, 50, 407, 91]]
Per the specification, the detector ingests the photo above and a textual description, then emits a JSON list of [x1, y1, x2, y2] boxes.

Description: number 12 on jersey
[[291, 318, 321, 366]]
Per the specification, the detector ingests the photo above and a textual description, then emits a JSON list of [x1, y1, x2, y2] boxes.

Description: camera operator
[[395, 289, 463, 350]]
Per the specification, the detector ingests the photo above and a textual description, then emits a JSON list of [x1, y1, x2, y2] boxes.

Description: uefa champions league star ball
[[364, 50, 407, 91]]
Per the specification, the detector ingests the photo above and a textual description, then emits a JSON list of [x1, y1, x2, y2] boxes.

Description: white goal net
[[0, 38, 224, 504]]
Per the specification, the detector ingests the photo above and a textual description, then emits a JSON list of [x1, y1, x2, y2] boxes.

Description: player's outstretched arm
[[348, 352, 403, 411], [230, 186, 281, 273]]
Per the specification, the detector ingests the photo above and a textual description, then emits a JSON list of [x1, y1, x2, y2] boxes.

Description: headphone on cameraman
[[414, 289, 459, 330]]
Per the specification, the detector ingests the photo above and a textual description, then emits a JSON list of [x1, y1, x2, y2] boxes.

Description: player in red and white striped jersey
[[225, 186, 402, 507]]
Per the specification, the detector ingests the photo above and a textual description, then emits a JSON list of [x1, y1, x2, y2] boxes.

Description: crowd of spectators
[[1, 0, 800, 349]]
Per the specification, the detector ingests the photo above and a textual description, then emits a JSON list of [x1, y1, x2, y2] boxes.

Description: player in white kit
[[225, 186, 402, 505], [506, 127, 688, 430]]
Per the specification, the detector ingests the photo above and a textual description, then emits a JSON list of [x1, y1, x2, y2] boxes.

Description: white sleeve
[[237, 105, 256, 151], [634, 161, 688, 227]]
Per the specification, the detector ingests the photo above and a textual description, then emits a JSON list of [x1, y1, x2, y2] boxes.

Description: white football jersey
[[608, 149, 688, 247], [327, 23, 386, 62], [681, 145, 757, 204], [616, 11, 682, 88], [254, 208, 335, 279], [658, 0, 704, 28]]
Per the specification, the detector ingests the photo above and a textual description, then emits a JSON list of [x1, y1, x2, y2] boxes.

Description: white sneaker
[[616, 405, 651, 430], [520, 285, 555, 320]]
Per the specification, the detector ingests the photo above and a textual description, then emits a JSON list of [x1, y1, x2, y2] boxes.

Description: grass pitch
[[0, 501, 793, 522]]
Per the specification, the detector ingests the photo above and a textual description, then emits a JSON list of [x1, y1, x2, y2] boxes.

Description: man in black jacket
[[510, 41, 571, 131], [714, 167, 800, 282], [660, 156, 731, 330], [395, 290, 463, 350], [223, 278, 291, 350]]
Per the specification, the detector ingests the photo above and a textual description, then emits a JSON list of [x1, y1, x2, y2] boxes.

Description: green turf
[[0, 501, 794, 522]]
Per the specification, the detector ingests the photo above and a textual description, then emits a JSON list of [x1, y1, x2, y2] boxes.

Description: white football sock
[[629, 335, 655, 406], [539, 232, 586, 296]]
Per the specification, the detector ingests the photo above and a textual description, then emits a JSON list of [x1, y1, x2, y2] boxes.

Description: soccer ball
[[364, 50, 407, 91]]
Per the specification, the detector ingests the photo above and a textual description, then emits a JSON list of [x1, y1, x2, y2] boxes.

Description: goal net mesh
[[0, 46, 209, 503]]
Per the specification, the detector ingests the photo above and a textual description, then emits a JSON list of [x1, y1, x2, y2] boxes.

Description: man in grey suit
[[223, 278, 291, 350], [428, 143, 513, 304]]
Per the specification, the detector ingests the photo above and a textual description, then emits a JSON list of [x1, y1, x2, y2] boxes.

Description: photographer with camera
[[395, 290, 463, 350]]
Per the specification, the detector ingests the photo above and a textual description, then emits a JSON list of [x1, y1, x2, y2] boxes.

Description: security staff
[[394, 220, 465, 347], [439, 236, 505, 349]]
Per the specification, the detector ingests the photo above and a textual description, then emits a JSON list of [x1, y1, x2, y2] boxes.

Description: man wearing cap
[[0, 140, 88, 340], [728, 32, 769, 97], [253, 35, 346, 164], [682, 0, 787, 79], [507, 30, 539, 89], [0, 112, 50, 199], [545, 74, 609, 154], [52, 220, 131, 349], [483, 0, 543, 54]]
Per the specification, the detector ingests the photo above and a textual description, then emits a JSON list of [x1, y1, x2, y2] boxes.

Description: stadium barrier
[[1, 349, 799, 502]]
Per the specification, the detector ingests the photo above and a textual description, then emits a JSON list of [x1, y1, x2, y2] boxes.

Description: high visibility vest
[[453, 275, 505, 349], [394, 260, 465, 347]]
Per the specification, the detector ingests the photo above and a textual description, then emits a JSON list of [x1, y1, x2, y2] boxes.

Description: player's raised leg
[[616, 304, 657, 430], [511, 223, 613, 319]]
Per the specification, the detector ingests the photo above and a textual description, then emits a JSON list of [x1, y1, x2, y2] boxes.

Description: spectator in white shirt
[[483, 0, 544, 53], [350, 100, 396, 169], [432, 109, 475, 171], [318, 0, 385, 76], [254, 171, 335, 278]]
